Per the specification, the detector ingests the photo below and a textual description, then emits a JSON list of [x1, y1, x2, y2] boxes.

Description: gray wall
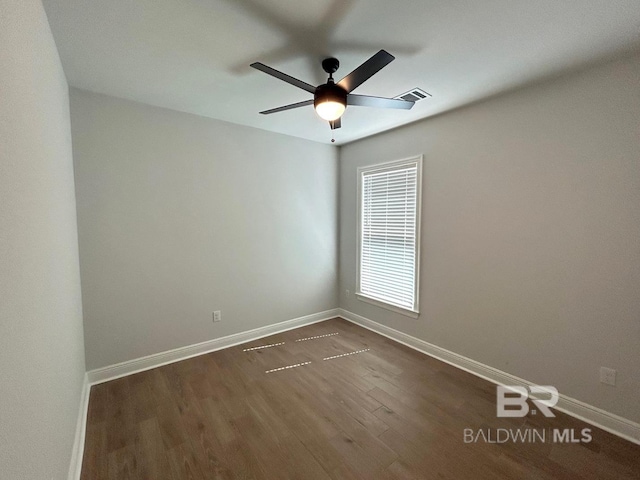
[[0, 1, 86, 478], [339, 53, 640, 423], [70, 89, 338, 370]]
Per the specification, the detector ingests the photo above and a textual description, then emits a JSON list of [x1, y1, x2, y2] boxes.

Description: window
[[357, 156, 422, 317]]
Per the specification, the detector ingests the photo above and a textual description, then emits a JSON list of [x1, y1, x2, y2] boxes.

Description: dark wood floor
[[81, 318, 640, 479]]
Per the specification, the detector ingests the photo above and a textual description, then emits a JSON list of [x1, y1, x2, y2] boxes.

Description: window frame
[[356, 155, 423, 318]]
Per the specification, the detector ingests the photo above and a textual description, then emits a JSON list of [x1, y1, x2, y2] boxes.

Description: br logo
[[496, 385, 559, 418]]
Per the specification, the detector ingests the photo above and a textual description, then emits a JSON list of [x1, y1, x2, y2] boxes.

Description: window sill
[[355, 293, 419, 319]]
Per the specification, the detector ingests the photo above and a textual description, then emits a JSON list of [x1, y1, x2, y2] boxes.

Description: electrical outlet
[[600, 367, 616, 386], [346, 289, 350, 297], [213, 310, 221, 322]]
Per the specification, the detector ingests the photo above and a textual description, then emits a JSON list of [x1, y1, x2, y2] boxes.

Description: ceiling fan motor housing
[[314, 82, 347, 109], [321, 57, 340, 75]]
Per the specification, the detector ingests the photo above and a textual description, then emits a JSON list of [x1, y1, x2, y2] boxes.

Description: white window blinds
[[358, 158, 421, 313]]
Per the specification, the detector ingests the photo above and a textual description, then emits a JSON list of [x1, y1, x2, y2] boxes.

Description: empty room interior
[[2, 0, 640, 479]]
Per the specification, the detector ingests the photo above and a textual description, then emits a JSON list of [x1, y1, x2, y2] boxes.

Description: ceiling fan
[[250, 50, 414, 131]]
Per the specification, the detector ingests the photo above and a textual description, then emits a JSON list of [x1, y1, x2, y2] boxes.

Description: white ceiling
[[43, 0, 640, 145]]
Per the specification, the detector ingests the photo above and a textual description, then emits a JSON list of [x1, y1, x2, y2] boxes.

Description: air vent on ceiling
[[394, 88, 431, 103]]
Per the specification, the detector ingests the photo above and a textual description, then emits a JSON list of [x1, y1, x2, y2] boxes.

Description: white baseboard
[[338, 308, 640, 445], [68, 373, 90, 480], [87, 309, 340, 385]]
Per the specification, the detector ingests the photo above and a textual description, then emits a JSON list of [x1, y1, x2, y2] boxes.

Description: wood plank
[[104, 377, 135, 454], [80, 422, 107, 480], [136, 418, 174, 480]]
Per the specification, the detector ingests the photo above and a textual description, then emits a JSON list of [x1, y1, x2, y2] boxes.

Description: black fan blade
[[330, 118, 342, 129], [259, 99, 314, 115], [337, 50, 395, 93], [347, 94, 414, 110], [250, 62, 316, 94]]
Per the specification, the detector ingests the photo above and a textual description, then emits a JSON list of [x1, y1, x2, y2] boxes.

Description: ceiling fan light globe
[[315, 101, 346, 121], [314, 82, 347, 122]]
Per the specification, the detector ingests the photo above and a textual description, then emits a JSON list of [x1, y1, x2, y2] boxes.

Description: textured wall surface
[[0, 1, 86, 478], [339, 53, 640, 423], [71, 89, 338, 370]]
